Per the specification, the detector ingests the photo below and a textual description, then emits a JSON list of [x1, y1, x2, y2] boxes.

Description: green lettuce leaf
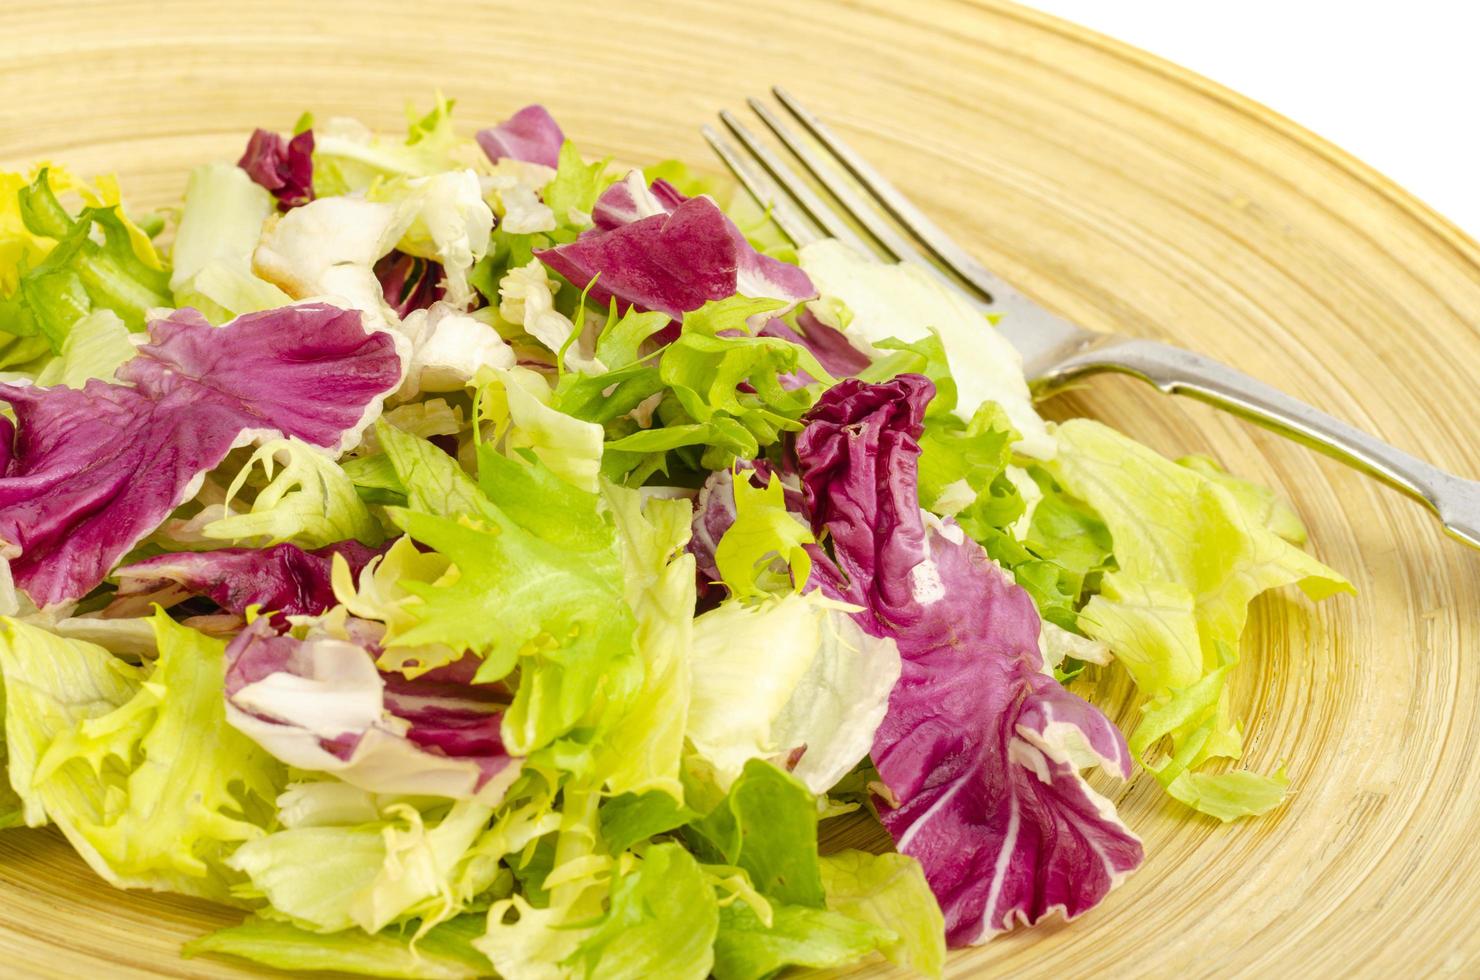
[[597, 296, 835, 480], [1, 612, 282, 900], [713, 471, 814, 598], [375, 420, 490, 521], [819, 850, 945, 979], [0, 618, 144, 828], [477, 367, 605, 493], [543, 140, 612, 236], [386, 443, 637, 757], [169, 162, 291, 324], [707, 847, 943, 980], [1178, 453, 1308, 545], [1048, 419, 1353, 819], [228, 796, 496, 933], [185, 914, 494, 980], [205, 438, 383, 549], [710, 900, 893, 980], [564, 842, 718, 980], [596, 484, 695, 799], [686, 593, 899, 796], [688, 758, 824, 908], [313, 96, 475, 197], [30, 308, 134, 387], [474, 783, 609, 980], [0, 168, 170, 350], [598, 791, 699, 856]]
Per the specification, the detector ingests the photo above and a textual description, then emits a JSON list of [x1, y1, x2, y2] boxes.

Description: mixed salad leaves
[[0, 97, 1351, 977]]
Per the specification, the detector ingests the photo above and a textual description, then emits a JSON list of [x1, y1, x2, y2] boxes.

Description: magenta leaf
[[374, 250, 446, 317], [475, 104, 564, 169], [120, 304, 402, 452], [793, 375, 1142, 945], [0, 303, 401, 607], [538, 176, 814, 320], [238, 128, 315, 209], [223, 618, 520, 801], [112, 540, 382, 619]]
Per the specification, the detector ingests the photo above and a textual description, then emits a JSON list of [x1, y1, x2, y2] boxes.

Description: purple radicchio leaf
[[238, 128, 315, 210], [374, 250, 447, 318], [475, 104, 564, 169], [769, 309, 872, 378], [791, 375, 1143, 945], [537, 173, 815, 320], [223, 617, 521, 801], [0, 303, 401, 608], [110, 540, 383, 621]]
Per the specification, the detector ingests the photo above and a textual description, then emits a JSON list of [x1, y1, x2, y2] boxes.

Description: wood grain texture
[[2, 0, 1478, 976]]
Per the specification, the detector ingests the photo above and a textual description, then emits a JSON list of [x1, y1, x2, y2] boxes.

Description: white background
[[1026, 1, 1480, 237]]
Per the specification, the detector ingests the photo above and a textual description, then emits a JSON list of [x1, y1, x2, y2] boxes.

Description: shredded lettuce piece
[[564, 842, 718, 980], [1048, 419, 1353, 819], [819, 850, 946, 979], [686, 594, 899, 795], [385, 444, 636, 755], [0, 612, 282, 900], [313, 96, 475, 197], [170, 162, 290, 323], [597, 485, 694, 800], [227, 797, 497, 933], [713, 470, 814, 598], [185, 914, 494, 979], [0, 168, 170, 350], [31, 308, 134, 387], [206, 438, 383, 549], [598, 791, 698, 856], [687, 758, 824, 907], [710, 901, 893, 980]]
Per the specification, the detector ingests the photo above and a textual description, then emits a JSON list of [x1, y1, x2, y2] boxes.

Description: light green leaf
[[1048, 419, 1353, 819], [185, 914, 494, 980], [1178, 453, 1308, 545], [710, 900, 893, 980], [1, 168, 171, 350], [1, 612, 282, 900], [475, 784, 610, 980], [169, 162, 289, 324], [598, 791, 699, 856], [313, 96, 475, 197], [476, 367, 604, 493], [0, 617, 144, 828], [819, 850, 945, 978], [713, 471, 814, 598], [31, 308, 134, 387], [387, 475, 636, 755], [596, 484, 695, 799], [206, 438, 382, 549], [564, 842, 718, 980], [228, 798, 496, 934], [543, 141, 612, 232], [375, 420, 490, 520], [689, 758, 824, 908], [687, 594, 898, 796]]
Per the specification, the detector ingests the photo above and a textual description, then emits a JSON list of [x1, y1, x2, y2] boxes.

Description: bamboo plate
[[2, 0, 1479, 976]]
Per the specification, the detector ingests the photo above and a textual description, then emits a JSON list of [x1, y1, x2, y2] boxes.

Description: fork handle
[[1042, 337, 1480, 549]]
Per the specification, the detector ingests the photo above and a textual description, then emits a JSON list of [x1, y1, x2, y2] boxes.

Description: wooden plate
[[2, 1, 1478, 976]]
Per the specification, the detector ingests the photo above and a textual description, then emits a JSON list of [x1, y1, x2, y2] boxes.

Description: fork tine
[[701, 124, 820, 247], [717, 110, 873, 256], [746, 97, 936, 271], [772, 86, 998, 303]]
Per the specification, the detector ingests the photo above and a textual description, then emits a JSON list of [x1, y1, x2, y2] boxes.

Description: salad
[[0, 97, 1351, 978]]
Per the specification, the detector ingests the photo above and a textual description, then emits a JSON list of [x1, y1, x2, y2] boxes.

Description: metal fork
[[703, 87, 1480, 551]]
